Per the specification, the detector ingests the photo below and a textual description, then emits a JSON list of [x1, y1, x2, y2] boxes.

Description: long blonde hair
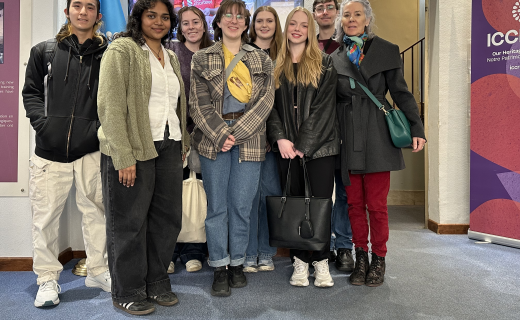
[[274, 7, 323, 89]]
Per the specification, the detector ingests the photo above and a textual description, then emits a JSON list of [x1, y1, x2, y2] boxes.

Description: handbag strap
[[282, 158, 313, 198], [350, 78, 389, 115], [225, 49, 247, 81]]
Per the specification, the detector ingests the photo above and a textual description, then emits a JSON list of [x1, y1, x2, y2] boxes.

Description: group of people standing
[[22, 0, 425, 316]]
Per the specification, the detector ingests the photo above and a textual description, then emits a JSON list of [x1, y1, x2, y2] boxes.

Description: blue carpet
[[1, 206, 519, 319]]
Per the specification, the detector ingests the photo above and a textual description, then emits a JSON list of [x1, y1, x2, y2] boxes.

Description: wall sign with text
[[0, 0, 20, 183], [470, 0, 520, 242]]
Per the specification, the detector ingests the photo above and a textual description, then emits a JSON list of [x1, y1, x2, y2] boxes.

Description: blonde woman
[[266, 7, 339, 288]]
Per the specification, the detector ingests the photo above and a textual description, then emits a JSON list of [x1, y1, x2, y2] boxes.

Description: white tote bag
[[177, 171, 207, 243]]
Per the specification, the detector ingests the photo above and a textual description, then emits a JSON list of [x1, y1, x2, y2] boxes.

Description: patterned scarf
[[342, 33, 368, 68]]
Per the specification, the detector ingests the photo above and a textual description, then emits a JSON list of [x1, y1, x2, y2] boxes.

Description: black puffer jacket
[[267, 53, 340, 159], [22, 35, 108, 162]]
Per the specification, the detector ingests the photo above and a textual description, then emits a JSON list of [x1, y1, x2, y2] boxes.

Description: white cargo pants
[[29, 151, 108, 285]]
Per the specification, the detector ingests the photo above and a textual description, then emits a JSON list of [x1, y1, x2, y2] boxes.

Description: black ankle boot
[[366, 253, 386, 287], [228, 265, 247, 288], [349, 247, 369, 286], [211, 266, 230, 297], [335, 248, 354, 272]]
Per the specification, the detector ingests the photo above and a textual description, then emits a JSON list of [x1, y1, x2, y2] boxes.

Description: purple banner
[[470, 0, 520, 240], [0, 0, 19, 182]]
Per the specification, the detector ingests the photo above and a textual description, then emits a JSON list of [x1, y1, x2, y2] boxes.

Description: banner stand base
[[468, 229, 520, 250]]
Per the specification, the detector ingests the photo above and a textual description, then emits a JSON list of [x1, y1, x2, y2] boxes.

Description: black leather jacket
[[267, 53, 340, 160]]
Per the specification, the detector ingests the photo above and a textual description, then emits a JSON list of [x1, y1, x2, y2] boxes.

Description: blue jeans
[[245, 151, 281, 264], [330, 169, 353, 250], [199, 144, 262, 267]]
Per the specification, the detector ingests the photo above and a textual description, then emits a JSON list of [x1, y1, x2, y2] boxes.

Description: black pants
[[102, 139, 183, 303], [277, 155, 335, 264]]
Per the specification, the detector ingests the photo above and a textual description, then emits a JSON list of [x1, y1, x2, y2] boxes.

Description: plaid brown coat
[[189, 41, 274, 162]]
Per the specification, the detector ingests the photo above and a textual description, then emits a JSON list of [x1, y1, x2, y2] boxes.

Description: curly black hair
[[115, 0, 177, 45]]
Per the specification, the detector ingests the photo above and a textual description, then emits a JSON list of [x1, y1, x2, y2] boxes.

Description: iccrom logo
[[487, 1, 520, 47]]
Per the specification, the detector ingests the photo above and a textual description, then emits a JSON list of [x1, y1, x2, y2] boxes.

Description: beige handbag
[[177, 171, 207, 243]]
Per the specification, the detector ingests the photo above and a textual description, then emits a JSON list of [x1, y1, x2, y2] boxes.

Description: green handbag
[[350, 78, 412, 148]]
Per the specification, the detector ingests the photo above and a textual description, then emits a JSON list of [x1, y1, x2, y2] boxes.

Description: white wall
[[427, 0, 471, 224]]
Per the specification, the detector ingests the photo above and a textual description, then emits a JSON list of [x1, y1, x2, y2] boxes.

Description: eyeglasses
[[222, 13, 245, 22], [315, 4, 336, 14]]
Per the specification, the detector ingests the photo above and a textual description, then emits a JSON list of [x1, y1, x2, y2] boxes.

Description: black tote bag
[[266, 159, 332, 251]]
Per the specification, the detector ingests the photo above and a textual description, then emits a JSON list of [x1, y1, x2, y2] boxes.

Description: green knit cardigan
[[97, 37, 190, 170]]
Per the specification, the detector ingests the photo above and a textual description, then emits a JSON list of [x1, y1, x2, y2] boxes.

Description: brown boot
[[365, 253, 386, 287], [349, 247, 369, 286]]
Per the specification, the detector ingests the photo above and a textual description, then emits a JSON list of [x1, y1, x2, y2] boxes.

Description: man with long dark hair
[[22, 0, 110, 308]]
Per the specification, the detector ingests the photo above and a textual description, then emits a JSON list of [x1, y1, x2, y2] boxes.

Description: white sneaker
[[243, 260, 258, 273], [34, 280, 61, 307], [290, 257, 310, 287], [85, 269, 112, 292], [185, 259, 202, 272], [312, 259, 334, 287], [167, 261, 175, 274]]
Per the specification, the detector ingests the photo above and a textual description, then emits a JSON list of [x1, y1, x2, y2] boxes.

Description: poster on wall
[[470, 0, 520, 244], [0, 0, 20, 182], [128, 0, 302, 40]]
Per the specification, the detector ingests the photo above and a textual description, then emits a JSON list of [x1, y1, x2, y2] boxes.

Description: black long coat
[[331, 36, 425, 186]]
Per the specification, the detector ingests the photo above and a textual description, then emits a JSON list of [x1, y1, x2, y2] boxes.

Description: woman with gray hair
[[331, 0, 426, 287]]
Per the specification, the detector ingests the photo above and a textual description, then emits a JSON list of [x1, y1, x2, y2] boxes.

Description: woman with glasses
[[98, 0, 189, 315], [242, 5, 283, 274], [189, 0, 274, 297], [331, 0, 425, 287], [166, 6, 212, 275], [266, 7, 339, 288]]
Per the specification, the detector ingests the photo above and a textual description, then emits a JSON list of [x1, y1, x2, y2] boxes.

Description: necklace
[[148, 44, 162, 61]]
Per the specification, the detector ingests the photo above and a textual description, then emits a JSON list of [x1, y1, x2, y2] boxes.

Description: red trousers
[[345, 171, 390, 257]]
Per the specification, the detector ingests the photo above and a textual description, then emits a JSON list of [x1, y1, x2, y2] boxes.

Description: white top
[[142, 43, 182, 141]]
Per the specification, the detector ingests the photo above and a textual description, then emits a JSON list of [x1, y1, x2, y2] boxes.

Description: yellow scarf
[[223, 44, 252, 104]]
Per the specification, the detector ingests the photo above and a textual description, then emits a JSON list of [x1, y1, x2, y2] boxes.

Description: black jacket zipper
[[66, 54, 84, 161]]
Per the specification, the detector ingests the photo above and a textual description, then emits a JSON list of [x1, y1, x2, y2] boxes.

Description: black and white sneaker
[[113, 300, 155, 315], [148, 292, 179, 306]]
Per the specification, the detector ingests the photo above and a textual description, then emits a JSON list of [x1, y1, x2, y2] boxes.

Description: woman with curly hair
[[97, 0, 189, 315]]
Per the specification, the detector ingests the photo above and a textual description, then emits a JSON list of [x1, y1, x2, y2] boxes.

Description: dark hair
[[177, 6, 213, 50], [249, 6, 282, 60], [312, 0, 339, 11], [56, 0, 103, 43], [212, 0, 251, 43], [115, 0, 177, 46]]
